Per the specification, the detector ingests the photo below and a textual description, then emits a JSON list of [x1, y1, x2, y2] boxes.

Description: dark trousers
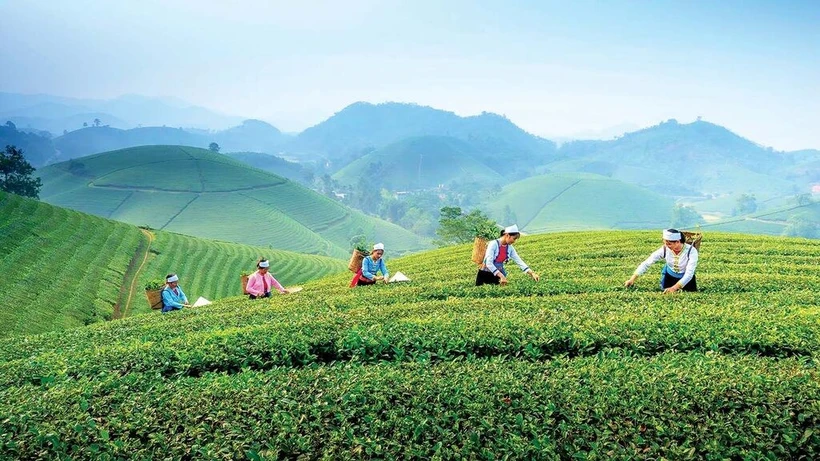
[[249, 292, 272, 300], [475, 269, 501, 286], [661, 272, 698, 292]]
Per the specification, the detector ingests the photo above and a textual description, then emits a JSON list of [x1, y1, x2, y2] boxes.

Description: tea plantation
[[37, 145, 429, 257], [0, 192, 346, 337], [1, 230, 819, 458]]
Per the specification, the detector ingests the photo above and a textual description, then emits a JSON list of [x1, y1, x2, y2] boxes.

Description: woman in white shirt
[[624, 229, 699, 293], [476, 224, 540, 286]]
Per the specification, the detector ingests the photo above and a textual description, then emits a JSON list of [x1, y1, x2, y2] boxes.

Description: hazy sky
[[1, 0, 819, 149]]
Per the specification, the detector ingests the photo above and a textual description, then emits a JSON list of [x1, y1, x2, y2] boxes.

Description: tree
[[5, 121, 16, 130], [796, 193, 813, 206], [0, 145, 42, 199], [93, 118, 101, 127], [208, 142, 220, 153], [733, 194, 757, 216], [83, 122, 88, 128], [435, 206, 499, 246], [782, 213, 818, 239], [670, 204, 704, 228]]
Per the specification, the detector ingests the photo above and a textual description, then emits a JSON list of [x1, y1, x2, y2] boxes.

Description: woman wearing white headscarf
[[246, 258, 287, 299], [476, 225, 540, 286], [355, 243, 389, 286], [624, 228, 699, 293]]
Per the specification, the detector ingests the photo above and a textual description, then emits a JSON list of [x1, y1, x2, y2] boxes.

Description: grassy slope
[[0, 191, 142, 336], [0, 192, 346, 337], [37, 145, 429, 257], [699, 202, 820, 236], [486, 173, 674, 232], [333, 136, 504, 189], [1, 231, 819, 458]]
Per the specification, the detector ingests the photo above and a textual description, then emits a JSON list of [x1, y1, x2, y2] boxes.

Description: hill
[[485, 173, 675, 232], [0, 92, 244, 132], [333, 136, 506, 189], [0, 191, 346, 338], [0, 122, 58, 167], [53, 126, 205, 161], [698, 202, 820, 238], [290, 102, 557, 169], [51, 119, 288, 162], [554, 119, 805, 197], [37, 146, 429, 257], [224, 151, 311, 185], [1, 231, 818, 458]]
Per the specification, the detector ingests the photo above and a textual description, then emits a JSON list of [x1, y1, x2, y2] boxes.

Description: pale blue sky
[[1, 0, 818, 149]]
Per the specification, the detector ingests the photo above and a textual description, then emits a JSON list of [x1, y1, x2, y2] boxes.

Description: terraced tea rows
[[37, 145, 430, 256], [1, 230, 818, 458], [0, 193, 346, 335], [0, 192, 142, 336]]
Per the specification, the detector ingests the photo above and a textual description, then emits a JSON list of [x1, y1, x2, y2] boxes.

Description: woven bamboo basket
[[682, 231, 702, 250], [471, 237, 489, 265], [348, 249, 367, 273], [240, 274, 250, 294], [145, 288, 163, 310]]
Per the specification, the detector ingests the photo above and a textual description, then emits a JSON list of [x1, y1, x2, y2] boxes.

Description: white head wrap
[[373, 243, 385, 251], [504, 224, 520, 234], [166, 274, 179, 283], [259, 260, 270, 268], [663, 230, 682, 241]]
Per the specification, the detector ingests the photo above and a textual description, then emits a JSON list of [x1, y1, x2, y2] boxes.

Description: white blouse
[[634, 244, 699, 287]]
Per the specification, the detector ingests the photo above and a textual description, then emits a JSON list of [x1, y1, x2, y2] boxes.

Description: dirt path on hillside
[[113, 228, 155, 319]]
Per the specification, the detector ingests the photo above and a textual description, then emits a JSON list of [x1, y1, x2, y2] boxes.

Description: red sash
[[349, 269, 363, 288], [495, 243, 508, 264]]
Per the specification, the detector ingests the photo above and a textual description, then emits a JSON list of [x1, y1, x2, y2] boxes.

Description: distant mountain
[[38, 146, 429, 257], [54, 126, 204, 161], [289, 102, 557, 169], [0, 122, 58, 166], [211, 119, 290, 153], [50, 119, 288, 162], [333, 136, 505, 190], [0, 92, 243, 133], [552, 119, 805, 197], [4, 112, 130, 134]]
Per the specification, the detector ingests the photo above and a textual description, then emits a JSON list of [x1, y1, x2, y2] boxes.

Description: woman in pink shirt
[[246, 258, 287, 299]]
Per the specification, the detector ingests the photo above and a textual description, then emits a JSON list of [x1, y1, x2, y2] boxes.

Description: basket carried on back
[[145, 288, 163, 310], [682, 231, 702, 251], [348, 249, 367, 273], [471, 237, 489, 265], [240, 274, 250, 294]]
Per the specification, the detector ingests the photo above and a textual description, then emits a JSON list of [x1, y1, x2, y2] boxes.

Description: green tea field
[[1, 230, 818, 458], [485, 173, 674, 233], [37, 145, 429, 257], [0, 192, 346, 337]]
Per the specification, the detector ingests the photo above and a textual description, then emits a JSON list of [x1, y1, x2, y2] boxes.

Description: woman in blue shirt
[[357, 243, 389, 286], [476, 225, 540, 286], [161, 273, 190, 313]]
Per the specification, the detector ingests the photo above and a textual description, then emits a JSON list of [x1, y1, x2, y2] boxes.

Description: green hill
[[0, 191, 346, 337], [37, 145, 430, 257], [553, 119, 804, 197], [333, 136, 505, 189], [225, 151, 311, 185], [1, 231, 818, 458], [290, 102, 557, 169], [698, 202, 820, 238], [485, 173, 675, 232], [42, 119, 288, 163]]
